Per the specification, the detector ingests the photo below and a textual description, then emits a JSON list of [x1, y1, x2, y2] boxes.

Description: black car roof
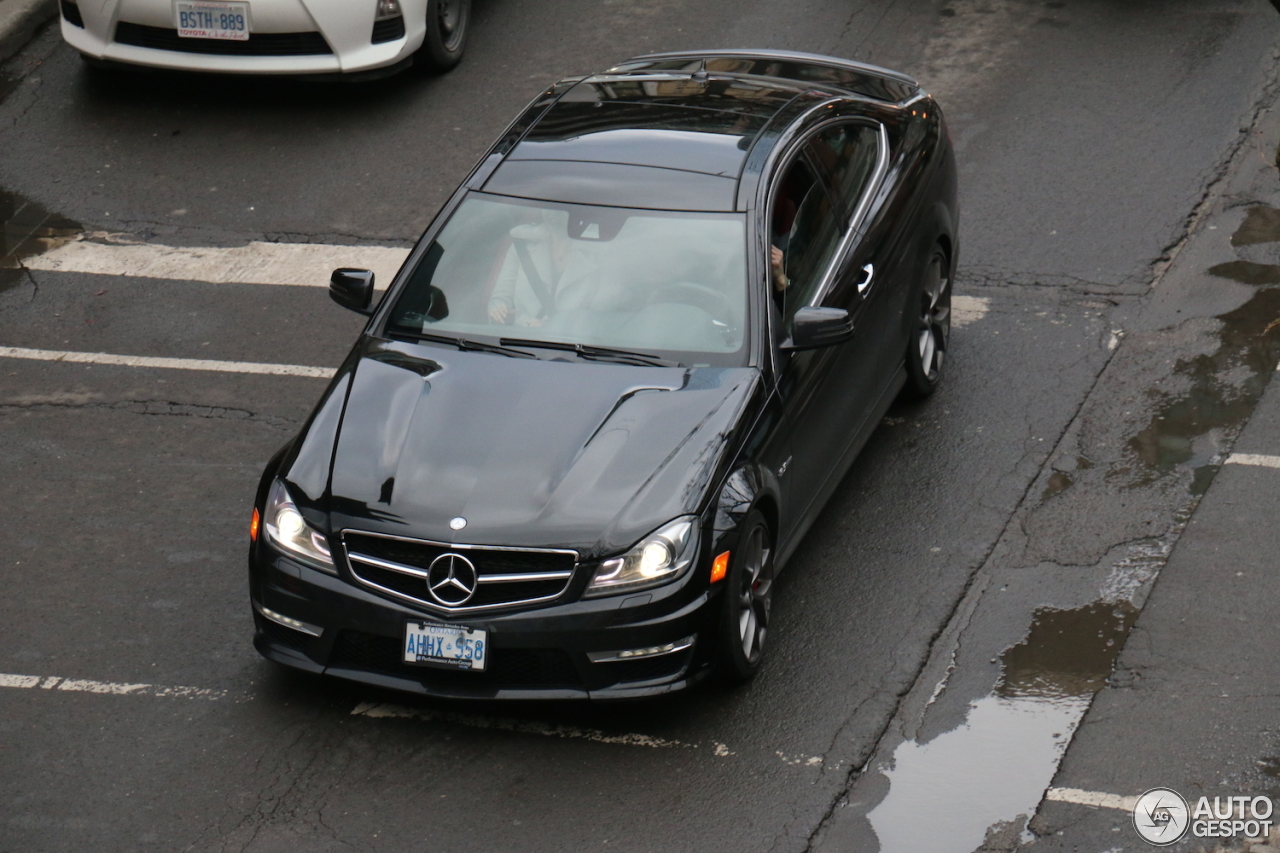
[[482, 49, 920, 213], [618, 49, 919, 101]]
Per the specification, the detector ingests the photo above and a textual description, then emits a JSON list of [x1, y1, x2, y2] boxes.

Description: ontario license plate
[[404, 621, 487, 671], [173, 1, 250, 40]]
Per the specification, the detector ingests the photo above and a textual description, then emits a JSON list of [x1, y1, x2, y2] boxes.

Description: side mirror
[[330, 268, 375, 315], [782, 307, 854, 351]]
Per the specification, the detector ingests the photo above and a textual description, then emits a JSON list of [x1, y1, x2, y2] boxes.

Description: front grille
[[113, 22, 333, 56], [343, 530, 577, 614], [61, 0, 84, 28], [329, 630, 584, 689], [370, 16, 405, 44]]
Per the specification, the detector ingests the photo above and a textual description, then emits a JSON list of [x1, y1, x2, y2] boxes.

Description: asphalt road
[[2, 2, 1279, 852]]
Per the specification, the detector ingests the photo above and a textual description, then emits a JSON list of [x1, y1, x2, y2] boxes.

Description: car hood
[[292, 338, 759, 557]]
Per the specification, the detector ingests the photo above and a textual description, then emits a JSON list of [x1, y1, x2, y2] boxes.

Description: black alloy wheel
[[418, 0, 470, 72], [715, 509, 774, 683], [903, 247, 952, 398]]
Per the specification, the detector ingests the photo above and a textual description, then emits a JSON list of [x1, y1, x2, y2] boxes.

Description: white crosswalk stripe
[[0, 672, 228, 700], [23, 233, 410, 288], [1225, 453, 1280, 469], [951, 295, 988, 327], [7, 236, 992, 381], [0, 346, 334, 378], [1044, 787, 1139, 812]]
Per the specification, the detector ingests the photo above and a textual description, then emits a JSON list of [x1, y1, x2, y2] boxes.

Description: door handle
[[857, 263, 875, 296]]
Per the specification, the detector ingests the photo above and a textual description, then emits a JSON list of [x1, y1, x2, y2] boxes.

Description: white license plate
[[404, 621, 487, 671], [173, 1, 250, 40]]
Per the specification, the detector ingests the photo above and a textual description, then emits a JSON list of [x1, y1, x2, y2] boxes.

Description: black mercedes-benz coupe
[[248, 49, 959, 699]]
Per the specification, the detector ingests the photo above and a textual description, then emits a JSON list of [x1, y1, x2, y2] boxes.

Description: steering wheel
[[649, 281, 736, 323]]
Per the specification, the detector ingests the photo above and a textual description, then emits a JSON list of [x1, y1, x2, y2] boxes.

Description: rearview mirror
[[330, 268, 375, 315], [782, 307, 854, 351]]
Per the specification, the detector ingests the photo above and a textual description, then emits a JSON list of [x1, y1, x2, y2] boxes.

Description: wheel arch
[[711, 463, 781, 541]]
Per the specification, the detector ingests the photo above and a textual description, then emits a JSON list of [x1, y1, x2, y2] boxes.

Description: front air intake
[[113, 23, 333, 56]]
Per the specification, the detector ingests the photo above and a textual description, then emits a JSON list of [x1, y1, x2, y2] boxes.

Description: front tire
[[714, 510, 774, 683], [417, 0, 470, 72], [903, 247, 952, 399]]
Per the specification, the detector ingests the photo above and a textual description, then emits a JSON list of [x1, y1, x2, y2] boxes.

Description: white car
[[59, 0, 469, 76]]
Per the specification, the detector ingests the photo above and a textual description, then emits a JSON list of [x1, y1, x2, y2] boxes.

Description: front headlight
[[375, 0, 401, 20], [262, 479, 336, 574], [584, 517, 698, 598]]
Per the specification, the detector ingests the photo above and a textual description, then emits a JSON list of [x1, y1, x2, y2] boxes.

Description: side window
[[807, 123, 881, 218], [769, 156, 842, 328]]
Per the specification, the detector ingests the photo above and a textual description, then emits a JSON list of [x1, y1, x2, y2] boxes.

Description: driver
[[488, 213, 602, 326], [770, 174, 801, 295]]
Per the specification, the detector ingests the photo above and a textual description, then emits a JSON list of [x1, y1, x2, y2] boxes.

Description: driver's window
[[770, 155, 842, 330], [807, 123, 880, 217]]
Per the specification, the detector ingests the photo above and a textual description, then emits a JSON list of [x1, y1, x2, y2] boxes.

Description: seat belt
[[512, 240, 556, 318]]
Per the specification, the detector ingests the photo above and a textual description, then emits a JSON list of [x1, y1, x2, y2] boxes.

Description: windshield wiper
[[392, 331, 538, 359], [500, 338, 681, 367]]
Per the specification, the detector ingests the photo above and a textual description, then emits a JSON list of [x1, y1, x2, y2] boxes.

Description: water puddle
[[998, 602, 1137, 698], [1040, 470, 1072, 501], [865, 602, 1136, 853], [0, 188, 81, 296], [868, 695, 1085, 852], [1208, 260, 1280, 285], [1206, 205, 1280, 284], [1231, 204, 1280, 247], [1125, 287, 1280, 484]]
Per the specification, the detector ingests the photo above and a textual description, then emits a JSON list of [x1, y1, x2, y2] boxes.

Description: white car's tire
[[418, 0, 470, 72]]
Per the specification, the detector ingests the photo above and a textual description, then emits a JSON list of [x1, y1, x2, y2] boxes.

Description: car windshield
[[385, 193, 748, 365]]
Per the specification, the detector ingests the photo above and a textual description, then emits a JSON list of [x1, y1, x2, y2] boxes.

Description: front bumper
[[60, 0, 424, 76], [249, 545, 725, 700]]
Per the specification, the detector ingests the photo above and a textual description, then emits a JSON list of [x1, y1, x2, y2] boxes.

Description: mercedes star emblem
[[450, 517, 467, 530], [426, 552, 478, 606]]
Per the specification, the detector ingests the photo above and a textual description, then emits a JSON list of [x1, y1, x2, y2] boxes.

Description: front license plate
[[173, 1, 250, 40], [404, 621, 487, 671]]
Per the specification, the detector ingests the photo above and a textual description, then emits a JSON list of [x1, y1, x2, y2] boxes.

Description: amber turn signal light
[[710, 550, 730, 583], [250, 507, 260, 542]]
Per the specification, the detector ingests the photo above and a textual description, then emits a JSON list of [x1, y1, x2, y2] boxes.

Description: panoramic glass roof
[[512, 78, 795, 179]]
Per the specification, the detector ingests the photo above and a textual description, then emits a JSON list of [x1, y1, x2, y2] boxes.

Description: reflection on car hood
[[311, 338, 759, 556]]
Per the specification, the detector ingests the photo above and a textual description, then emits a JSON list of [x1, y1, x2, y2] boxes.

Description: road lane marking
[[1045, 787, 1140, 812], [23, 233, 411, 288], [0, 675, 776, 761], [0, 672, 228, 700], [351, 701, 706, 751], [0, 346, 335, 378], [952, 295, 989, 327], [1225, 452, 1280, 469], [22, 233, 996, 337]]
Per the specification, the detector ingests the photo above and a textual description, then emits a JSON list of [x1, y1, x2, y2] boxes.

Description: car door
[[805, 120, 904, 395], [767, 132, 886, 546]]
